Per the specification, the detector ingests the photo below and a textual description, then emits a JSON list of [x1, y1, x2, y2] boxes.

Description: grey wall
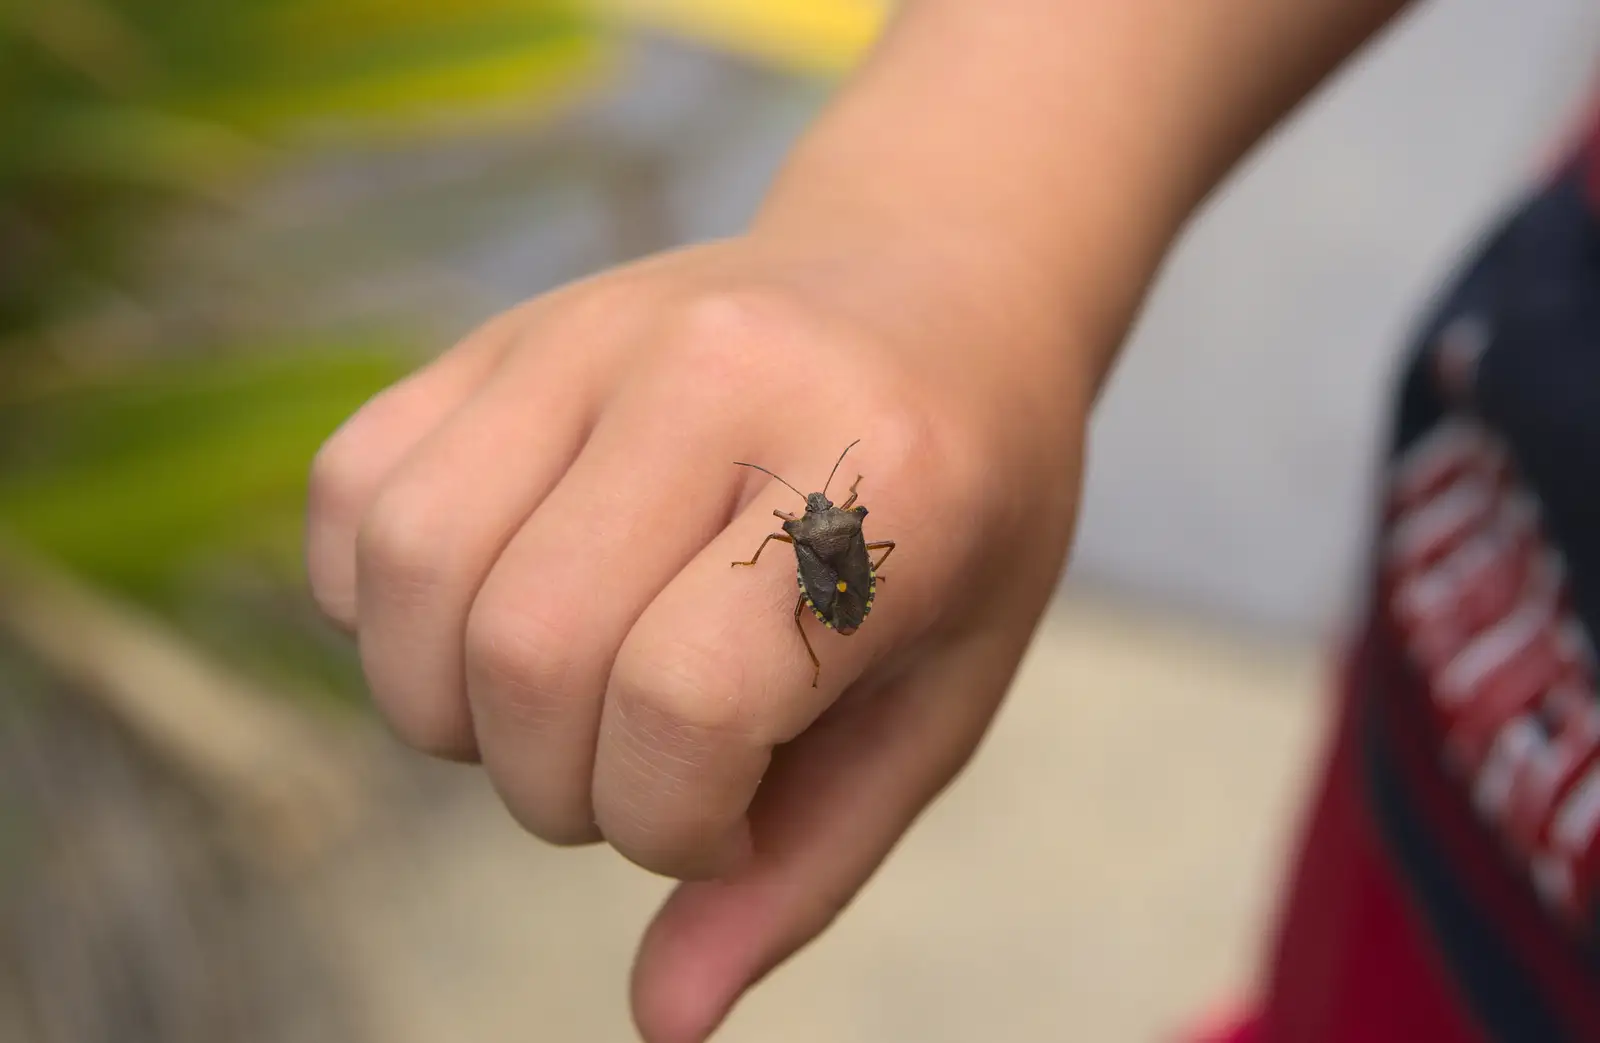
[[1069, 0, 1600, 638]]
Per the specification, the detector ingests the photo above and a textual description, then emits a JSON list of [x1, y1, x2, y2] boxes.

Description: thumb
[[628, 632, 1017, 1043]]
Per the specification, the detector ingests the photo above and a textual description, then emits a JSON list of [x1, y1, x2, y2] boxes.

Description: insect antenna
[[732, 460, 806, 501], [821, 439, 861, 500]]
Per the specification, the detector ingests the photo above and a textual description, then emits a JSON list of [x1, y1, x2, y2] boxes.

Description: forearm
[[755, 0, 1417, 390]]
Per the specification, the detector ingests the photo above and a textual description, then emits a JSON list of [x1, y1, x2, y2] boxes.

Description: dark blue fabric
[[1358, 161, 1600, 1040], [1389, 165, 1600, 647], [1470, 176, 1600, 653]]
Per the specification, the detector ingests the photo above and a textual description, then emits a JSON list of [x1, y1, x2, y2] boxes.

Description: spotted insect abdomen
[[798, 566, 877, 633], [798, 566, 835, 629]]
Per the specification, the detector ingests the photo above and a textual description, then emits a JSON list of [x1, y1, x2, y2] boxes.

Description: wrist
[[750, 14, 1195, 399], [749, 0, 1413, 394], [751, 125, 1174, 412]]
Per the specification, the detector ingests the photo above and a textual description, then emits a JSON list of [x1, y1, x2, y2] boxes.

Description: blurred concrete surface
[[298, 594, 1326, 1043]]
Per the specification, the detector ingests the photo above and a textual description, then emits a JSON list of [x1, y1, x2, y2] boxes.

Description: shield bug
[[731, 439, 895, 688]]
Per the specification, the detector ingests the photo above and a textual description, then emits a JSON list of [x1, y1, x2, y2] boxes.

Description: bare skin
[[304, 1, 1416, 1040]]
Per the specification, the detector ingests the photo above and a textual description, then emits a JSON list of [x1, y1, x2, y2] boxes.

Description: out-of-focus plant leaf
[[0, 338, 425, 708], [13, 103, 269, 192], [0, 342, 414, 600], [180, 1, 611, 136], [0, 0, 630, 713], [0, 0, 612, 356]]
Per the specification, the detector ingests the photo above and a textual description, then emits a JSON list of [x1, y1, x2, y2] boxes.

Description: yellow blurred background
[[3, 2, 1597, 1041]]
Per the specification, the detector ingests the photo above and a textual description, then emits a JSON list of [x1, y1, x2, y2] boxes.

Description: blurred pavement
[[299, 594, 1326, 1043]]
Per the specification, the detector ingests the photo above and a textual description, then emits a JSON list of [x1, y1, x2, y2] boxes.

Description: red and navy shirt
[[1305, 110, 1600, 1040]]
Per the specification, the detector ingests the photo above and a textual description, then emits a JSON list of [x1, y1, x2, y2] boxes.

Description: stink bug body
[[731, 440, 895, 688]]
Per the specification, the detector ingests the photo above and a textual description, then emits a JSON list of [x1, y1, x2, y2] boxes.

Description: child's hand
[[304, 0, 1411, 1030], [305, 233, 1089, 1041], [302, 0, 1414, 1023]]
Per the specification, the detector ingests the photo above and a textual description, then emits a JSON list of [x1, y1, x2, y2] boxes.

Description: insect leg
[[731, 532, 793, 567], [840, 475, 864, 510], [794, 594, 822, 688], [866, 540, 896, 573]]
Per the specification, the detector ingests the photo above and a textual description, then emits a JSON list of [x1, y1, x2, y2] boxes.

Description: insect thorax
[[787, 508, 861, 554]]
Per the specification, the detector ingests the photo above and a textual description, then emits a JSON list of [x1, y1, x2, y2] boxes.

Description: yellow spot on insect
[[835, 580, 848, 592]]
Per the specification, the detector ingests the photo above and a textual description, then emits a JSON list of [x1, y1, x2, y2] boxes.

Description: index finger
[[591, 430, 952, 879]]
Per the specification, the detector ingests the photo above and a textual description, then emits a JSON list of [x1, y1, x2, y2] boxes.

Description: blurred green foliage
[[0, 346, 405, 597], [0, 0, 613, 703], [1, 0, 607, 343]]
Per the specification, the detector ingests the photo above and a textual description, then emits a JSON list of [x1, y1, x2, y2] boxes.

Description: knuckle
[[306, 434, 362, 520], [306, 396, 392, 518], [612, 635, 749, 739], [878, 399, 942, 462], [663, 288, 813, 381], [543, 276, 636, 342], [354, 485, 455, 610], [901, 400, 990, 498], [855, 402, 948, 501], [305, 431, 384, 626], [462, 597, 579, 730]]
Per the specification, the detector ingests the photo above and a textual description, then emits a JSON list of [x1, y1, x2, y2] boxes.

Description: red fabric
[[1248, 676, 1485, 1043], [1184, 624, 1600, 1043], [1185, 650, 1487, 1043], [1367, 613, 1600, 1037]]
